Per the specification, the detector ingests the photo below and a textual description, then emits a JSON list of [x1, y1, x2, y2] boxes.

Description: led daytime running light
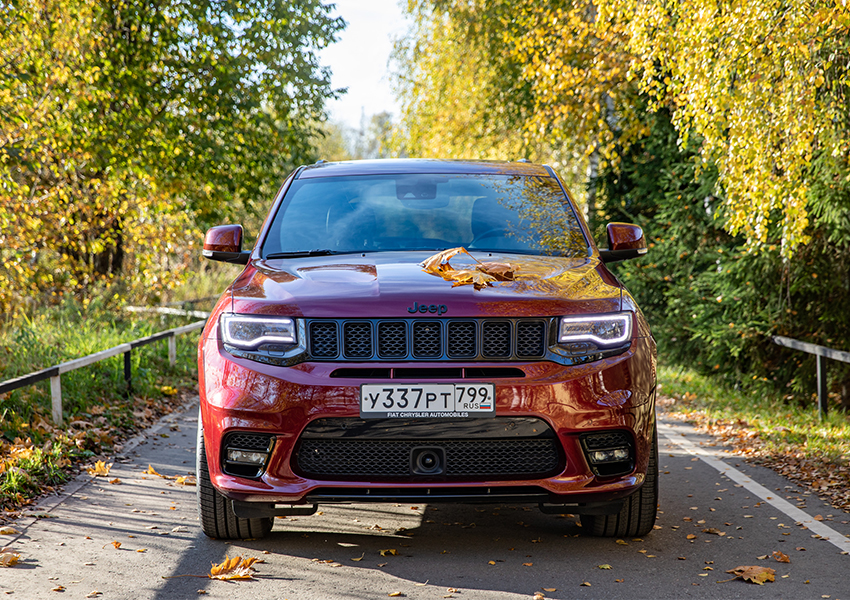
[[558, 313, 632, 346], [221, 314, 297, 348]]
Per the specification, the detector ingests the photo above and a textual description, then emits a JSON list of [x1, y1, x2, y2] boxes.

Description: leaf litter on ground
[[162, 555, 260, 581], [723, 565, 776, 585]]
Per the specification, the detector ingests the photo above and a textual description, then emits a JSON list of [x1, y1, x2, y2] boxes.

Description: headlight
[[558, 313, 632, 347], [221, 314, 297, 348]]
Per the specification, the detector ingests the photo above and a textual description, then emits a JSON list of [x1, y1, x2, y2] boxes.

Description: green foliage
[[597, 108, 850, 407], [660, 366, 850, 463], [0, 297, 200, 430], [0, 0, 344, 314]]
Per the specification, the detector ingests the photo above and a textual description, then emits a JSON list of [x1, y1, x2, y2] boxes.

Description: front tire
[[580, 424, 659, 537], [196, 408, 273, 540]]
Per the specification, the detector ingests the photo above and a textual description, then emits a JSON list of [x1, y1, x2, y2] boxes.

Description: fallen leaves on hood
[[87, 461, 112, 477], [420, 247, 519, 291], [725, 565, 776, 585]]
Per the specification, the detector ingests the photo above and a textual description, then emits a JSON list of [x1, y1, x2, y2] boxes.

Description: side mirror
[[202, 225, 250, 264], [598, 223, 647, 263]]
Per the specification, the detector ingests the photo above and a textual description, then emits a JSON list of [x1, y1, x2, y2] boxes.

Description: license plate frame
[[359, 383, 496, 419]]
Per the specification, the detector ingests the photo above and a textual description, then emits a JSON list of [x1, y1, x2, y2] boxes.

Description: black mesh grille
[[447, 321, 477, 357], [307, 319, 547, 361], [309, 322, 338, 358], [343, 322, 372, 358], [412, 321, 442, 358], [582, 431, 631, 449], [223, 432, 274, 451], [516, 321, 546, 357], [482, 321, 511, 358], [378, 321, 407, 358], [296, 439, 560, 479]]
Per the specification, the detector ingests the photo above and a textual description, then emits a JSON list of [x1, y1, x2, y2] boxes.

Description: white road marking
[[658, 421, 850, 554]]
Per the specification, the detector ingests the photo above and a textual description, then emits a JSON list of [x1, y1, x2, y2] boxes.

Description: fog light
[[227, 449, 268, 465], [588, 447, 630, 464]]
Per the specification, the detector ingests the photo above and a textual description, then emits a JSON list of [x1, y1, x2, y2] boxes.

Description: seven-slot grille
[[307, 319, 548, 361]]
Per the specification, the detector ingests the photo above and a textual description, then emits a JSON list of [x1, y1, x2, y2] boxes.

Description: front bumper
[[199, 334, 657, 510]]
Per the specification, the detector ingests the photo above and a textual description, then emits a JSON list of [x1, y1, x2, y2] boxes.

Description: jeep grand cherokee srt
[[197, 159, 657, 540]]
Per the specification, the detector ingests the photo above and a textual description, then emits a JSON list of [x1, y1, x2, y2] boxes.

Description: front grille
[[343, 322, 372, 358], [306, 318, 548, 361], [296, 439, 560, 479], [309, 322, 338, 358], [482, 321, 511, 357], [447, 321, 476, 357], [582, 431, 631, 450], [517, 321, 546, 357], [412, 321, 442, 357], [378, 321, 406, 358], [294, 416, 562, 481], [223, 432, 275, 452]]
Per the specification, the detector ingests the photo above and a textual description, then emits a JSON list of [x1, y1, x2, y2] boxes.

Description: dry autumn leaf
[[87, 461, 112, 477], [351, 553, 365, 562], [209, 556, 259, 581], [772, 551, 791, 563], [598, 564, 612, 569], [448, 268, 495, 290], [0, 552, 20, 567], [379, 549, 398, 557], [175, 476, 197, 486], [388, 593, 404, 598], [108, 478, 121, 485], [477, 261, 519, 281], [580, 581, 592, 587], [0, 527, 19, 535], [725, 565, 776, 585], [522, 562, 533, 567], [543, 589, 557, 592]]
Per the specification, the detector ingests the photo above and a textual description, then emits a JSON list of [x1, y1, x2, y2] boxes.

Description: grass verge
[[0, 296, 207, 515], [659, 364, 850, 512]]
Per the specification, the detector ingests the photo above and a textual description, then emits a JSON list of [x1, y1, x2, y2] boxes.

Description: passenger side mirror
[[598, 223, 647, 263], [203, 225, 250, 264]]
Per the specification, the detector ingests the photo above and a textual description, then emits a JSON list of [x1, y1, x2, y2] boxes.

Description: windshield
[[261, 173, 590, 257]]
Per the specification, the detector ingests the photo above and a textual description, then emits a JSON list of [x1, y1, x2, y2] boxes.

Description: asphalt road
[[2, 400, 849, 600]]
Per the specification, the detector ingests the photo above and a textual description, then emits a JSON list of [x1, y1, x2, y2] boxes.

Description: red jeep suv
[[197, 159, 657, 540]]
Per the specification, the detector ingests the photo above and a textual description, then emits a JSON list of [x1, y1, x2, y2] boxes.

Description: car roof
[[296, 158, 552, 179]]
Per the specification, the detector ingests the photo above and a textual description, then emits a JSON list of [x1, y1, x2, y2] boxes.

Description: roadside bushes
[[595, 108, 850, 408]]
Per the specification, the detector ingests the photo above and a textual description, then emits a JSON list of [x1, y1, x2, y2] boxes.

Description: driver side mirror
[[203, 225, 250, 264], [598, 223, 647, 263]]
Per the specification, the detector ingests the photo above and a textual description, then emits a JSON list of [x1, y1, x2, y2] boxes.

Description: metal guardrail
[[773, 336, 850, 419], [0, 320, 207, 426]]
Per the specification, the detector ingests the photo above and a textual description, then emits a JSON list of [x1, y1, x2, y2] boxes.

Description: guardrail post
[[50, 375, 63, 426], [168, 335, 177, 366], [817, 354, 828, 419], [124, 349, 132, 396]]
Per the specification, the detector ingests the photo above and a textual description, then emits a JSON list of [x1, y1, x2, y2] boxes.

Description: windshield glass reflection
[[262, 174, 590, 257]]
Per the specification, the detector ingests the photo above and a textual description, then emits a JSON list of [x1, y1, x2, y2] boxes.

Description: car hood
[[228, 251, 622, 318]]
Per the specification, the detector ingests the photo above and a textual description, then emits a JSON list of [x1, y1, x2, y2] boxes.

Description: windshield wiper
[[264, 249, 339, 259]]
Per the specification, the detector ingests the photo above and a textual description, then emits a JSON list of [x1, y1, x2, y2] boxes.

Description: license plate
[[360, 383, 496, 419]]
